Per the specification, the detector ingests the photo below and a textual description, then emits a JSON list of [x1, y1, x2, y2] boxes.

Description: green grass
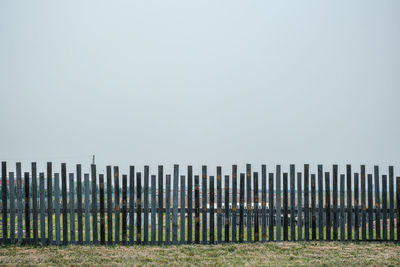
[[0, 242, 399, 266]]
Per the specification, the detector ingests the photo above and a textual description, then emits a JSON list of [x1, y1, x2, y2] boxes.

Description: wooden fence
[[0, 161, 399, 245]]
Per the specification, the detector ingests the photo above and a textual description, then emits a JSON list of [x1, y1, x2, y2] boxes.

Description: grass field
[[0, 242, 399, 266]]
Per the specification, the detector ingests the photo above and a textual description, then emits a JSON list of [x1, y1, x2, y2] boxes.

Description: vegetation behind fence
[[1, 162, 399, 245]]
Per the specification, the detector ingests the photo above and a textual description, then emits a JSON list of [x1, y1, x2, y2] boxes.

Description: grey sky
[[1, 1, 399, 176]]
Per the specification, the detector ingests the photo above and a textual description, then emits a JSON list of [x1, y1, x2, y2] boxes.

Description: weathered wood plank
[[9, 172, 15, 244], [389, 166, 394, 241], [107, 166, 113, 245], [54, 173, 60, 245], [325, 171, 331, 241], [40, 172, 46, 245], [202, 166, 207, 244], [297, 172, 302, 241], [122, 174, 127, 245], [261, 165, 267, 242], [1, 162, 7, 244], [276, 165, 282, 242], [354, 173, 359, 241], [180, 174, 186, 244], [129, 166, 135, 245], [99, 174, 105, 245], [396, 176, 400, 242], [232, 165, 238, 243], [290, 165, 295, 242], [225, 174, 230, 243], [282, 172, 288, 241], [32, 163, 38, 244], [254, 172, 259, 242], [151, 174, 156, 245], [69, 173, 75, 244], [269, 173, 274, 242], [16, 163, 23, 244], [332, 165, 338, 241], [247, 164, 252, 242], [347, 165, 352, 242], [47, 162, 53, 245], [340, 174, 345, 242], [304, 164, 310, 241], [374, 166, 380, 240], [84, 173, 90, 245], [194, 174, 200, 244], [311, 173, 316, 241], [166, 174, 171, 244], [240, 173, 245, 242], [158, 166, 163, 245], [114, 166, 120, 244], [91, 164, 98, 245], [367, 174, 373, 241], [361, 165, 366, 241], [382, 174, 387, 241], [61, 164, 67, 245], [143, 166, 149, 244], [187, 166, 193, 244], [136, 172, 142, 244], [318, 165, 323, 241], [217, 167, 222, 244], [76, 164, 82, 245], [209, 175, 215, 244], [25, 171, 31, 244], [172, 165, 179, 245]]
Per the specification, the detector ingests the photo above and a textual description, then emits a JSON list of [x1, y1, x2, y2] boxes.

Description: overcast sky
[[1, 1, 399, 176]]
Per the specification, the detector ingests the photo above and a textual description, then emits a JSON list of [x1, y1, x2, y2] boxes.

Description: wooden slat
[[172, 165, 179, 245], [276, 165, 282, 242], [261, 165, 267, 242], [16, 163, 23, 244], [158, 166, 163, 245], [136, 172, 142, 244], [32, 163, 38, 244], [9, 172, 15, 244], [25, 171, 31, 244], [122, 174, 127, 245], [240, 173, 245, 242], [1, 162, 7, 244], [47, 162, 53, 245], [290, 165, 295, 242], [325, 172, 331, 241], [54, 173, 60, 245], [166, 174, 171, 244], [69, 173, 75, 244], [354, 173, 359, 241], [114, 166, 120, 244], [396, 176, 400, 242], [129, 166, 135, 245], [382, 174, 387, 241], [389, 166, 394, 241], [194, 174, 200, 244], [99, 174, 105, 245], [347, 165, 352, 242], [225, 174, 230, 243], [217, 167, 222, 243], [76, 164, 82, 245], [304, 164, 310, 241], [311, 173, 316, 241], [84, 173, 90, 245], [40, 172, 46, 245], [340, 174, 345, 242], [187, 166, 193, 244], [374, 166, 380, 240], [361, 165, 366, 241], [61, 164, 67, 245], [143, 166, 149, 244], [151, 174, 156, 245], [254, 172, 259, 242], [91, 164, 98, 245], [180, 174, 186, 244], [232, 165, 238, 243], [107, 166, 113, 245], [282, 172, 288, 241], [367, 174, 373, 241], [318, 165, 323, 241], [209, 175, 215, 244], [333, 165, 338, 241], [246, 164, 252, 242], [268, 173, 274, 242], [201, 166, 207, 244], [297, 172, 302, 241]]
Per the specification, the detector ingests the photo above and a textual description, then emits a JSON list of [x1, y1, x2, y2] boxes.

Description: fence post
[[136, 172, 142, 244], [346, 165, 352, 241], [187, 166, 193, 244], [69, 173, 75, 244], [143, 166, 149, 245], [396, 176, 400, 242], [297, 172, 302, 241], [209, 175, 215, 244], [217, 167, 222, 243], [325, 172, 331, 241], [367, 174, 373, 241], [304, 164, 310, 241], [76, 164, 82, 245], [84, 173, 90, 245], [180, 174, 186, 244], [388, 166, 394, 241], [122, 174, 127, 245], [374, 166, 380, 240], [107, 166, 113, 245], [282, 172, 288, 241], [151, 174, 156, 245], [246, 165, 252, 242], [340, 174, 345, 242], [40, 172, 46, 245], [114, 166, 120, 244], [91, 164, 98, 245], [61, 164, 67, 245], [232, 165, 238, 243], [318, 165, 323, 241], [158, 166, 163, 245], [268, 173, 274, 242], [9, 172, 15, 244], [382, 174, 387, 241], [261, 165, 267, 242], [290, 165, 295, 242], [129, 166, 135, 245], [194, 175, 200, 244], [166, 174, 171, 244], [254, 172, 259, 242], [225, 174, 230, 243], [354, 173, 359, 241], [172, 165, 179, 245], [202, 166, 207, 244], [99, 174, 105, 245], [16, 163, 23, 244], [240, 173, 245, 242], [311, 174, 316, 241], [32, 163, 38, 244], [47, 162, 53, 245], [361, 165, 366, 241], [55, 173, 60, 245], [1, 162, 7, 244], [333, 165, 338, 241], [25, 172, 31, 244]]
